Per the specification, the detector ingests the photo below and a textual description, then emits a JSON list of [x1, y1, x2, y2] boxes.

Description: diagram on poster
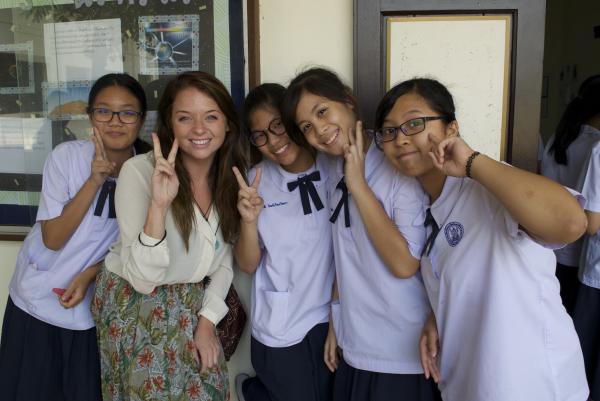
[[0, 117, 52, 175], [138, 15, 199, 75], [42, 81, 92, 120], [0, 41, 34, 95]]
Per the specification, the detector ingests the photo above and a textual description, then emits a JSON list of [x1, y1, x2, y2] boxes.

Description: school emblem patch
[[444, 222, 464, 247]]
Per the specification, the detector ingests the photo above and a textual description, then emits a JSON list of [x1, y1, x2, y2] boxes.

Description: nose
[[314, 121, 329, 137], [192, 118, 207, 134], [395, 130, 410, 146], [108, 113, 123, 126], [266, 131, 283, 147]]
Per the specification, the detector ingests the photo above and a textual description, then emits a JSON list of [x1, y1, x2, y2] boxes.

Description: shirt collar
[[429, 175, 465, 227]]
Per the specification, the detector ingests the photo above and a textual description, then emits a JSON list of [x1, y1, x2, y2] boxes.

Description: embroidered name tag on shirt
[[444, 222, 464, 247], [264, 202, 288, 208]]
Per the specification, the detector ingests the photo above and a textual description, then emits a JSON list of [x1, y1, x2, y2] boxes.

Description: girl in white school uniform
[[233, 83, 334, 401], [281, 68, 440, 401], [375, 78, 589, 401], [541, 74, 600, 315], [0, 73, 150, 401], [570, 78, 600, 401], [92, 72, 246, 401]]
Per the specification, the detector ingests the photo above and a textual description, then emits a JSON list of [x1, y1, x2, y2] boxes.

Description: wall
[[540, 0, 600, 143], [0, 1, 354, 400]]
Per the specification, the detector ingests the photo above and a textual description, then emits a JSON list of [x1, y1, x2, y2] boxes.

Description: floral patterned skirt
[[91, 266, 229, 401]]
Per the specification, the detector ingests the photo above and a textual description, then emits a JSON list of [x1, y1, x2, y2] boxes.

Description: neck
[[418, 168, 447, 204], [282, 148, 315, 173], [106, 146, 134, 177], [182, 153, 214, 184]]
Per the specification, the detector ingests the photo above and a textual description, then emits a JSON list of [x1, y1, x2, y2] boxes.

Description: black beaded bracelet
[[138, 230, 167, 247], [465, 151, 481, 178]]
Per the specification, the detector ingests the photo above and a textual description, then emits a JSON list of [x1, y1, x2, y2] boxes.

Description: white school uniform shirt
[[248, 153, 334, 347], [9, 140, 120, 330], [104, 152, 233, 325], [578, 140, 600, 288], [328, 142, 429, 374], [421, 175, 588, 401], [541, 125, 600, 266]]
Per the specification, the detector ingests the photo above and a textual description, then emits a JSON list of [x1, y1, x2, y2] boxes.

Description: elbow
[[561, 210, 588, 243], [41, 229, 64, 251], [388, 258, 420, 279], [237, 261, 258, 275]]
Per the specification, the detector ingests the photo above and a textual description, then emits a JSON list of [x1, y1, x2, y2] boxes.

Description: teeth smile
[[191, 139, 210, 145], [274, 144, 289, 154], [324, 131, 338, 145]]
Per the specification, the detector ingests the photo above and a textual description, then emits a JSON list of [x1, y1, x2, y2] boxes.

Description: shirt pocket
[[253, 290, 289, 338]]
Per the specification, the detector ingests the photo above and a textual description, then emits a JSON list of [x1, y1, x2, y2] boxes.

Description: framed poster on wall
[[0, 0, 251, 237], [354, 0, 546, 170]]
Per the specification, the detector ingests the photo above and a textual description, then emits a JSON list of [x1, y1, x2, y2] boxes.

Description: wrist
[[86, 176, 103, 190], [465, 151, 482, 179]]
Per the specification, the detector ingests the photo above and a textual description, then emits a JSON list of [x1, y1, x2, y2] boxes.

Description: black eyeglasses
[[249, 118, 286, 147], [91, 108, 142, 124], [375, 116, 445, 144]]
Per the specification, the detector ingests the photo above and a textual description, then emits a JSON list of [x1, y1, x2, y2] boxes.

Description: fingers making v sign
[[89, 127, 116, 188], [427, 134, 475, 178], [342, 120, 367, 194], [151, 132, 180, 209], [232, 166, 263, 224]]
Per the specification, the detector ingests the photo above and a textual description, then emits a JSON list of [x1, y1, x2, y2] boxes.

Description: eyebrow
[[94, 102, 138, 109]]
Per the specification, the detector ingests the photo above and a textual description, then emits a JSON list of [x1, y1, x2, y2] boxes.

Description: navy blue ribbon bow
[[329, 177, 350, 227], [94, 180, 116, 218], [287, 171, 324, 215], [422, 208, 439, 256]]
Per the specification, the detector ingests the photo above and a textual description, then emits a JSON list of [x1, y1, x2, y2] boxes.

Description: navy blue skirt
[[333, 356, 441, 401], [0, 297, 102, 401], [242, 322, 334, 401], [573, 283, 600, 401]]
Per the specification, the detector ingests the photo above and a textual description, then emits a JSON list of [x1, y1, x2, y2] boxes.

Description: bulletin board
[[386, 15, 512, 161], [0, 0, 247, 236]]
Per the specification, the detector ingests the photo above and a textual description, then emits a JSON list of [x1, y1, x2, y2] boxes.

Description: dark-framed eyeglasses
[[249, 118, 286, 147], [91, 108, 142, 124], [375, 116, 445, 144]]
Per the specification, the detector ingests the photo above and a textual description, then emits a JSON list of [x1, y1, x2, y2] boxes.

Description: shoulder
[[50, 139, 93, 162], [120, 152, 154, 182]]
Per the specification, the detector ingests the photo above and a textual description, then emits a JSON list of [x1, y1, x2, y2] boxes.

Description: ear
[[445, 120, 459, 138]]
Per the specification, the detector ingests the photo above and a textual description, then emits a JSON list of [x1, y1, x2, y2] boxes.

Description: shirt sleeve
[[581, 146, 600, 213], [392, 175, 427, 259], [115, 157, 170, 294], [36, 144, 73, 221], [199, 245, 234, 325]]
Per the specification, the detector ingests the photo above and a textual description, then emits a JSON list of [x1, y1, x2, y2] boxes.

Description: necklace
[[199, 201, 212, 222]]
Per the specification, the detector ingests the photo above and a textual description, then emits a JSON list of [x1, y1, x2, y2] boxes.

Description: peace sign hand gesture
[[151, 133, 179, 209], [89, 127, 116, 188], [232, 166, 263, 224], [428, 134, 475, 177], [342, 120, 367, 194]]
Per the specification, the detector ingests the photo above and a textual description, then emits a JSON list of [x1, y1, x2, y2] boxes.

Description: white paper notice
[[0, 118, 52, 174], [44, 19, 123, 82]]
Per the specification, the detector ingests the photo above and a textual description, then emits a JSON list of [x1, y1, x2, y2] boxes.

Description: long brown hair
[[155, 71, 247, 248]]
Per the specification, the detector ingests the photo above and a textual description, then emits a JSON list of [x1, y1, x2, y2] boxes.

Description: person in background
[[541, 75, 600, 315]]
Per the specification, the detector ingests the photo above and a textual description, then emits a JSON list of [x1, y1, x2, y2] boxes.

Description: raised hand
[[428, 134, 476, 177], [342, 121, 367, 194], [232, 166, 263, 224], [151, 133, 179, 209], [89, 127, 115, 188]]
